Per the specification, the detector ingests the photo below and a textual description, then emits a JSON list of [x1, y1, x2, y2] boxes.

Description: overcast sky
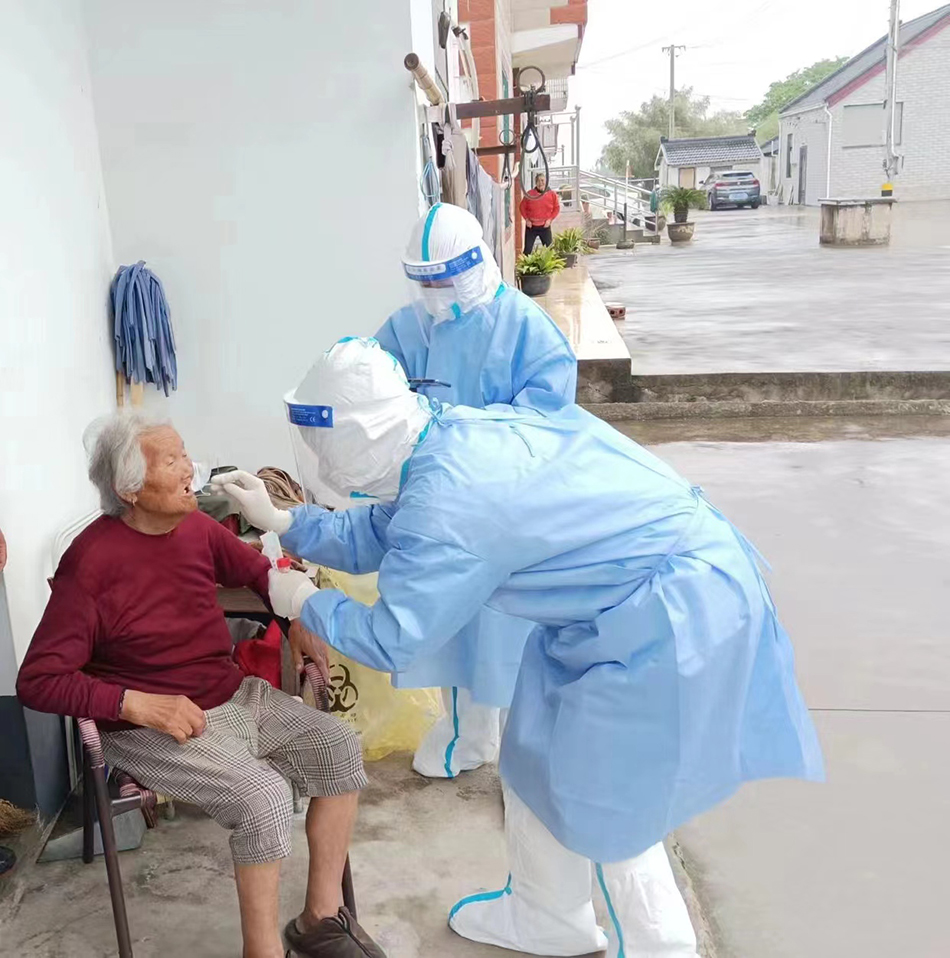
[[569, 0, 938, 165]]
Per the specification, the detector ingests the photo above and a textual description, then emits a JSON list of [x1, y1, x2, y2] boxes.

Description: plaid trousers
[[102, 676, 366, 864]]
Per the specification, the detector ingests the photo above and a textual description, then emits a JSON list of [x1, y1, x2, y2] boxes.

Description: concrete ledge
[[627, 370, 950, 404], [531, 263, 632, 403], [585, 398, 950, 422]]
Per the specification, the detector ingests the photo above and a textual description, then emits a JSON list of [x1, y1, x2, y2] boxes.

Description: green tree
[[599, 88, 747, 179], [746, 56, 849, 142]]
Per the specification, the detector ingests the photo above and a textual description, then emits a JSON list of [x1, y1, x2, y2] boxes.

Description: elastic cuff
[[273, 509, 294, 536]]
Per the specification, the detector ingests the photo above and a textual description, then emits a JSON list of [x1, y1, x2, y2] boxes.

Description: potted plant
[[659, 186, 706, 243], [516, 245, 566, 297], [552, 227, 593, 267]]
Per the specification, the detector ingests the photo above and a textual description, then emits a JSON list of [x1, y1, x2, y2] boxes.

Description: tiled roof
[[660, 135, 763, 167], [780, 3, 950, 114]]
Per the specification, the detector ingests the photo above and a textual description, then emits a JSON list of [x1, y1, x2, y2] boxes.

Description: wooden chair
[[75, 651, 355, 957]]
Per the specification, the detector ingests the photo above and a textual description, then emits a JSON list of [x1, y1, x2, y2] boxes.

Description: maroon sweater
[[16, 511, 270, 730]]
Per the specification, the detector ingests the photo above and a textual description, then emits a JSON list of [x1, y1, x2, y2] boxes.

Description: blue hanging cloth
[[110, 261, 177, 396]]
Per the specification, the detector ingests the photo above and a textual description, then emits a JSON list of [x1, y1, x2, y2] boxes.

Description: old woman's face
[[133, 426, 198, 519]]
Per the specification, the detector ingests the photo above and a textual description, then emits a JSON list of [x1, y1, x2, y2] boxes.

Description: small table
[[216, 586, 298, 696]]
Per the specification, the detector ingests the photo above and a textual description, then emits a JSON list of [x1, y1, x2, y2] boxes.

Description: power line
[[578, 33, 669, 70]]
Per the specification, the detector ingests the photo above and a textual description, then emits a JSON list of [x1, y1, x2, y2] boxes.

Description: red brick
[[551, 5, 587, 26], [468, 19, 495, 46], [469, 0, 495, 21], [458, 0, 470, 19]]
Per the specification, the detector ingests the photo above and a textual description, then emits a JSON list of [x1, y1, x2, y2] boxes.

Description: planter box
[[820, 198, 895, 247]]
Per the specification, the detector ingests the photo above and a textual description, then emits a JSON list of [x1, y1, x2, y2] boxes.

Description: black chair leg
[[82, 754, 95, 865], [89, 761, 135, 958], [342, 856, 356, 918]]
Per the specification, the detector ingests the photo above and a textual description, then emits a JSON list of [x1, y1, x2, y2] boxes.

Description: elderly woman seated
[[16, 414, 385, 958]]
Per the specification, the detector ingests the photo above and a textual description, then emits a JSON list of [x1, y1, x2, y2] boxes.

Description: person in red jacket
[[16, 414, 385, 958], [519, 172, 560, 252]]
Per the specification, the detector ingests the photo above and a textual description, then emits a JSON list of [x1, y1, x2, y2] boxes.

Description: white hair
[[84, 413, 170, 517]]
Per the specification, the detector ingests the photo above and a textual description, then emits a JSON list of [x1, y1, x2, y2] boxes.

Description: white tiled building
[[779, 3, 950, 205]]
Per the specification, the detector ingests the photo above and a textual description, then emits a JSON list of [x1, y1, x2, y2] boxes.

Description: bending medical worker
[[224, 202, 575, 780], [218, 338, 824, 958]]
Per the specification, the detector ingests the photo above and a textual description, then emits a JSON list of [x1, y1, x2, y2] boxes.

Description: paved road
[[648, 427, 950, 958], [588, 204, 950, 375]]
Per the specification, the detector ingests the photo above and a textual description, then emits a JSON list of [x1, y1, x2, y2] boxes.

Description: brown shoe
[[284, 907, 386, 957]]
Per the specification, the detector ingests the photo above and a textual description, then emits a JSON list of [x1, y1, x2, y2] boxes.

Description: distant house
[[655, 134, 766, 190], [778, 3, 950, 204]]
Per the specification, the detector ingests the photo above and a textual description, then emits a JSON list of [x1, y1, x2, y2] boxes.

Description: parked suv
[[705, 170, 761, 210]]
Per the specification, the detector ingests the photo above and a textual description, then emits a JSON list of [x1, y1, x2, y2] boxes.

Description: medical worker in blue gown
[[217, 338, 824, 958], [375, 201, 576, 778]]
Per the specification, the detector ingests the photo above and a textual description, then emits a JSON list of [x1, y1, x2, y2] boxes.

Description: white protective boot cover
[[595, 844, 699, 958], [449, 785, 608, 956], [412, 687, 501, 778]]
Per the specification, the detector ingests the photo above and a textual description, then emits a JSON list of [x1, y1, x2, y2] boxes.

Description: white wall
[[83, 0, 422, 473], [779, 107, 830, 205], [0, 0, 116, 662]]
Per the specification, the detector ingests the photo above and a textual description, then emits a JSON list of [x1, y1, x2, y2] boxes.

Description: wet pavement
[[648, 428, 950, 958], [588, 204, 950, 376]]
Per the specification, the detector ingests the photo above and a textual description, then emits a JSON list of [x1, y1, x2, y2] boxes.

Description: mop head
[[0, 799, 36, 836]]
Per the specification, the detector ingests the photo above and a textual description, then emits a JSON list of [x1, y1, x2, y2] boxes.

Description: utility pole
[[882, 0, 901, 194], [662, 45, 687, 139]]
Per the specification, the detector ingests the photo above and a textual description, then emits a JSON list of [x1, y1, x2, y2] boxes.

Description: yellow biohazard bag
[[315, 567, 442, 761]]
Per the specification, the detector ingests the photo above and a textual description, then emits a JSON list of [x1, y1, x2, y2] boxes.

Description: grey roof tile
[[661, 135, 763, 166]]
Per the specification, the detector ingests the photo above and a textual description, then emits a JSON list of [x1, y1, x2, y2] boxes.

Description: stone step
[[612, 370, 950, 404], [585, 398, 950, 422]]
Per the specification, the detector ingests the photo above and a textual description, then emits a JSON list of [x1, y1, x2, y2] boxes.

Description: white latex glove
[[268, 568, 318, 620], [210, 470, 293, 535]]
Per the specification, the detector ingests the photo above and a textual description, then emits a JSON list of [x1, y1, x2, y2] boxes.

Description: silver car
[[706, 170, 761, 210]]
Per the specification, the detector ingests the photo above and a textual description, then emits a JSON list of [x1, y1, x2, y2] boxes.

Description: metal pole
[[668, 47, 675, 139], [574, 106, 582, 208], [883, 0, 901, 190]]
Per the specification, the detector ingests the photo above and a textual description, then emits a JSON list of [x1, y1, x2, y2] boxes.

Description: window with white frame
[[842, 102, 903, 147]]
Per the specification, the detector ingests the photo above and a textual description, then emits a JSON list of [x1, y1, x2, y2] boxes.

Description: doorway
[[798, 145, 808, 205], [679, 167, 696, 188]]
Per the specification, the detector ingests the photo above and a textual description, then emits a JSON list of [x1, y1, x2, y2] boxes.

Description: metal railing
[[546, 167, 660, 235]]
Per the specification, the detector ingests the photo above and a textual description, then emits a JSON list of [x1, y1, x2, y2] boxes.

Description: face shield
[[285, 338, 433, 508], [402, 203, 503, 329]]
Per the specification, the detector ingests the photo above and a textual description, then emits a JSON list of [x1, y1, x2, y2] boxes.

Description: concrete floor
[[648, 427, 950, 958], [588, 204, 950, 376], [4, 423, 949, 958]]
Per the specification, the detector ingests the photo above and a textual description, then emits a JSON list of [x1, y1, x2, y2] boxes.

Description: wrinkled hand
[[288, 619, 330, 681], [268, 568, 319, 619], [210, 470, 293, 535], [120, 690, 206, 744]]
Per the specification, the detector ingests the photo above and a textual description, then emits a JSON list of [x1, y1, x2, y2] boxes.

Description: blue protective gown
[[371, 286, 576, 705], [283, 404, 824, 863]]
